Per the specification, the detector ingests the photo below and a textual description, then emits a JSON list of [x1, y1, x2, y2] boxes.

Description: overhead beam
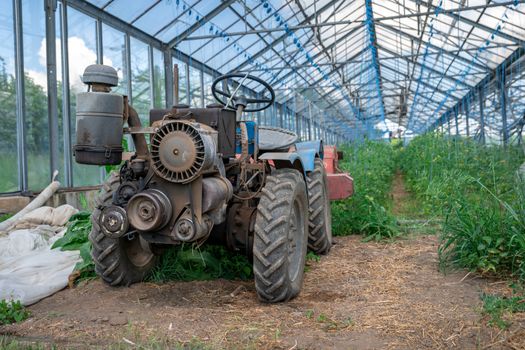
[[271, 27, 366, 86], [378, 45, 473, 88], [168, 0, 237, 48], [380, 64, 460, 102], [186, 19, 360, 40], [364, 0, 385, 121], [425, 47, 525, 133], [417, 0, 525, 47], [282, 62, 373, 107], [180, 1, 525, 41], [376, 22, 489, 72], [231, 0, 342, 71]]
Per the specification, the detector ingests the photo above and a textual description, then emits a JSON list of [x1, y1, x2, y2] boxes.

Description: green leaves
[[402, 133, 525, 281], [331, 140, 399, 240], [147, 245, 253, 282], [52, 211, 95, 281], [51, 212, 92, 251], [481, 292, 525, 329], [0, 300, 30, 325], [0, 213, 12, 223]]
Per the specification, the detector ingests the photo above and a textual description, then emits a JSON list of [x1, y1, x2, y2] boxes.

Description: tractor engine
[[121, 119, 233, 244], [74, 65, 232, 245]]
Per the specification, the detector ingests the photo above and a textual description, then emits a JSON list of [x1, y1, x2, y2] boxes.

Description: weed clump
[[481, 292, 525, 329], [0, 213, 12, 223], [147, 245, 252, 282], [0, 300, 29, 325]]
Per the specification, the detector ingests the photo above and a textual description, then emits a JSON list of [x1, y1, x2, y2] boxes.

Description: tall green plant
[[331, 140, 399, 240], [401, 133, 525, 279]]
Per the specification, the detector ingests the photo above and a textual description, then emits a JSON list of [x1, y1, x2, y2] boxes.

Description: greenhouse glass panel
[[153, 48, 166, 109], [203, 72, 214, 107], [189, 66, 202, 108], [102, 24, 127, 96], [67, 7, 99, 186], [0, 0, 18, 192], [22, 1, 50, 190], [130, 38, 151, 125]]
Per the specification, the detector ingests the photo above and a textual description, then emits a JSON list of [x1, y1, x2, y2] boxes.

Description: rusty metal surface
[[327, 173, 354, 200], [323, 145, 353, 200], [322, 145, 338, 174]]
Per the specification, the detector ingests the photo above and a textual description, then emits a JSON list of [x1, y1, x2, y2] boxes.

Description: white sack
[[15, 205, 79, 228], [0, 206, 81, 305], [0, 249, 79, 305]]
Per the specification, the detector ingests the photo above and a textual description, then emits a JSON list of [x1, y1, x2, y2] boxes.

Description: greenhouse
[[0, 0, 524, 348]]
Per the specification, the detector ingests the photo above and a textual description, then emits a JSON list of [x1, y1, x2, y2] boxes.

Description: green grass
[[0, 213, 12, 223], [0, 300, 30, 325], [51, 211, 253, 283], [147, 245, 252, 282], [0, 338, 50, 350], [306, 251, 320, 262], [481, 292, 525, 329], [400, 133, 525, 280], [331, 140, 400, 240]]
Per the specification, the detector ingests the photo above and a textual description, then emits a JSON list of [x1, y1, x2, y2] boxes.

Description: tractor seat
[[258, 126, 298, 151]]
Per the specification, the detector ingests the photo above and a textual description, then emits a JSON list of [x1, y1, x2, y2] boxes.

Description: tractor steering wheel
[[211, 73, 275, 112]]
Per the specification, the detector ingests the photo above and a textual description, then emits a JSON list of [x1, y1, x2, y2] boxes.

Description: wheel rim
[[288, 196, 306, 281], [123, 236, 154, 268]]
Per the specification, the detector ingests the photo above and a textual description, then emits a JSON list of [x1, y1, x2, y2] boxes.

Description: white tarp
[[0, 205, 81, 305]]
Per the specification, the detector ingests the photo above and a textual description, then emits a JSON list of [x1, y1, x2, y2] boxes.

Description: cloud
[[27, 36, 113, 92], [25, 69, 47, 89]]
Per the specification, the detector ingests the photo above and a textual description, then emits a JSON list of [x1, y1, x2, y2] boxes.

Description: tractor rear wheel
[[306, 158, 332, 254], [89, 173, 157, 286], [253, 168, 308, 303]]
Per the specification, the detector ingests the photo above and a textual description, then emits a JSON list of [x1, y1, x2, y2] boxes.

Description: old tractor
[[74, 64, 350, 303]]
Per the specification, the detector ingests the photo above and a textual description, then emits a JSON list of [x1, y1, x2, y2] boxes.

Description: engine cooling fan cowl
[[150, 121, 216, 183]]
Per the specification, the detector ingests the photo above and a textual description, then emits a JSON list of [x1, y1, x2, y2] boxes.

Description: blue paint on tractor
[[259, 140, 323, 173], [236, 121, 258, 155]]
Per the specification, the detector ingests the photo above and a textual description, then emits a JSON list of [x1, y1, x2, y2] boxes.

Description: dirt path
[[390, 171, 424, 220], [2, 235, 523, 349], [2, 175, 524, 349], [391, 171, 409, 215]]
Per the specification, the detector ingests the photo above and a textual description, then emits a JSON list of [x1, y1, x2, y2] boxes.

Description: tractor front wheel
[[306, 158, 332, 254], [89, 173, 157, 286], [253, 168, 308, 303]]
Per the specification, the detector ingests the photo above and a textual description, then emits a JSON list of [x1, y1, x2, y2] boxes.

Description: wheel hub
[[100, 206, 129, 238]]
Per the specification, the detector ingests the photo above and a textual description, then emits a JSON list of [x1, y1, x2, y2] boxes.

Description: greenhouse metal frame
[[0, 0, 524, 193]]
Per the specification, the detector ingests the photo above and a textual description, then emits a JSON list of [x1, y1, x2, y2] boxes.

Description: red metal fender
[[323, 145, 354, 201]]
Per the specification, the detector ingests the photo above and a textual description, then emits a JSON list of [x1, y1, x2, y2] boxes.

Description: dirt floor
[[2, 175, 525, 349], [2, 235, 524, 349]]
